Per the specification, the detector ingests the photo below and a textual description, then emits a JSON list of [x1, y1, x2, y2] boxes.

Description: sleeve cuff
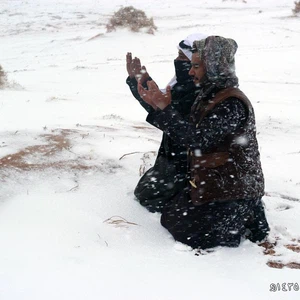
[[146, 104, 176, 130]]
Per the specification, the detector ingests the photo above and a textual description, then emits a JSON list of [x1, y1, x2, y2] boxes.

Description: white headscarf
[[178, 33, 208, 60], [166, 33, 208, 89]]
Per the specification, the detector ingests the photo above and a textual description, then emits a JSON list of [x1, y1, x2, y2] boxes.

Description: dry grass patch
[[285, 243, 300, 253], [0, 65, 7, 88], [259, 238, 300, 269], [103, 216, 139, 228], [267, 261, 300, 269], [0, 129, 123, 175], [1, 129, 80, 171], [106, 6, 157, 34], [0, 129, 99, 172], [293, 1, 300, 15]]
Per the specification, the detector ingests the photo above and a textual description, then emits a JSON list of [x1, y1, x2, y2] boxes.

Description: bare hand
[[126, 52, 150, 84], [138, 80, 171, 110]]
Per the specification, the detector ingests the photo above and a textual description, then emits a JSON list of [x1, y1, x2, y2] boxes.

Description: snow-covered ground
[[0, 0, 300, 299]]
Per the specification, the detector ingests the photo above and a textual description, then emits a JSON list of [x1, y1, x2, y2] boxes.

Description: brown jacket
[[189, 88, 264, 205]]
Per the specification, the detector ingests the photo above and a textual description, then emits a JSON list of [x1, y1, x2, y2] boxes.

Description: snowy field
[[0, 0, 300, 299]]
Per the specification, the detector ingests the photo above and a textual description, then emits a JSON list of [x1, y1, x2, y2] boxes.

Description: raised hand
[[137, 80, 157, 110], [138, 80, 171, 110], [126, 52, 150, 84], [126, 52, 135, 78]]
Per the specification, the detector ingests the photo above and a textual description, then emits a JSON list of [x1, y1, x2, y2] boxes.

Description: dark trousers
[[134, 156, 185, 212], [160, 191, 269, 249]]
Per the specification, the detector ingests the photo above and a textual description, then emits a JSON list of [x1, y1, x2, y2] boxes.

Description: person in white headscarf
[[126, 33, 208, 213], [165, 33, 208, 89]]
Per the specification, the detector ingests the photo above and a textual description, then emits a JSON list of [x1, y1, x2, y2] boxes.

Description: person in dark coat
[[126, 33, 208, 212], [137, 35, 269, 250]]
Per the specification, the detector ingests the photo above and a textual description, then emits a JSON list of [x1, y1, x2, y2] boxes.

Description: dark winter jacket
[[146, 87, 264, 205], [126, 76, 200, 177]]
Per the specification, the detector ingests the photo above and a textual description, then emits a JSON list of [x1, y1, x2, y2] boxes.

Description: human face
[[188, 52, 206, 86], [175, 50, 189, 61]]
